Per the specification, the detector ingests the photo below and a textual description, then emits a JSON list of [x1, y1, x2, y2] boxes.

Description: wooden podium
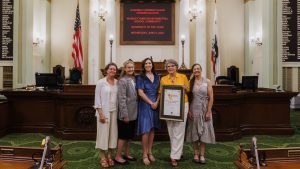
[[234, 143, 300, 169], [0, 143, 67, 169]]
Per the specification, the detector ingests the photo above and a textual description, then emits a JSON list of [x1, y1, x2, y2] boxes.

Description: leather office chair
[[219, 80, 233, 85], [216, 76, 234, 84], [216, 76, 237, 93], [216, 76, 241, 92], [66, 67, 82, 84]]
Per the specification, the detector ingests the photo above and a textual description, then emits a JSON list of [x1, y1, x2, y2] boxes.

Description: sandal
[[148, 152, 155, 162], [100, 159, 109, 168], [170, 158, 178, 167], [143, 155, 150, 165], [108, 158, 115, 166], [199, 155, 206, 164], [193, 154, 200, 163]]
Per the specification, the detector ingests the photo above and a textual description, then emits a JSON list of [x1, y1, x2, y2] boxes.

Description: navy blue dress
[[136, 74, 161, 135]]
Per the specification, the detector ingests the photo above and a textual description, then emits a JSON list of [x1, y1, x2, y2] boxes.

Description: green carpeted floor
[[1, 109, 300, 169]]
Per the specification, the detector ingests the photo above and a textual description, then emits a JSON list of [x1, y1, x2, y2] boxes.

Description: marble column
[[196, 0, 206, 77], [179, 0, 190, 68], [88, 0, 100, 84], [13, 0, 34, 88], [40, 0, 51, 74], [105, 0, 116, 65], [244, 0, 255, 76]]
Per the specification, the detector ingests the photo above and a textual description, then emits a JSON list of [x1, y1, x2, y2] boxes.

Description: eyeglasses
[[167, 65, 175, 68]]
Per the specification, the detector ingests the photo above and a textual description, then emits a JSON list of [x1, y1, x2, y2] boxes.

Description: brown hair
[[105, 62, 118, 76], [188, 63, 202, 104], [140, 58, 156, 79]]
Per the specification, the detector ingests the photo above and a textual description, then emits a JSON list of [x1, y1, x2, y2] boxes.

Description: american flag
[[72, 2, 83, 73]]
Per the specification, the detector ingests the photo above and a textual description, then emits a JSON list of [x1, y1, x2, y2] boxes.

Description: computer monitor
[[242, 76, 258, 92], [35, 73, 58, 89]]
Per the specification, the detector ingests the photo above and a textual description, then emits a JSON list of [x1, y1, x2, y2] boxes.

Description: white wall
[[51, 0, 89, 84], [50, 0, 245, 83], [206, 0, 245, 82]]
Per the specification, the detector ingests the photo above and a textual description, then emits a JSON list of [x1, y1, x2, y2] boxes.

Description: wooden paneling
[[0, 102, 10, 138], [133, 61, 166, 70], [0, 85, 298, 141]]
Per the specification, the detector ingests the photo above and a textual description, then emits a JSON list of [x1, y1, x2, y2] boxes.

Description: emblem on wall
[[75, 106, 96, 129]]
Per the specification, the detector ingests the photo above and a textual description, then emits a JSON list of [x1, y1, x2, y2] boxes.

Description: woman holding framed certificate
[[158, 59, 190, 167], [114, 60, 138, 165], [136, 58, 161, 165], [186, 63, 215, 164]]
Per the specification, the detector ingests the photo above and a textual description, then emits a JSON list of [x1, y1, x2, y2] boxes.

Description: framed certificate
[[159, 85, 185, 121]]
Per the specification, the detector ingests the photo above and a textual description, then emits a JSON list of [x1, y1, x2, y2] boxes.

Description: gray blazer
[[117, 75, 138, 121]]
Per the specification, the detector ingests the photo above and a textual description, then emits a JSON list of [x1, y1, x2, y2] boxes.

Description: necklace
[[146, 73, 154, 81], [195, 77, 203, 86], [170, 76, 175, 84]]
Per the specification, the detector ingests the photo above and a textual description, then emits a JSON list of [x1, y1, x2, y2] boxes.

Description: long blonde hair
[[118, 59, 135, 81]]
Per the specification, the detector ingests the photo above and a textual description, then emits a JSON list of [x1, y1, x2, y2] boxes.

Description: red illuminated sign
[[121, 2, 175, 45]]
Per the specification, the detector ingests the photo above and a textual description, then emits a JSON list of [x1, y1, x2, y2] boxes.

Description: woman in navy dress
[[136, 58, 161, 165]]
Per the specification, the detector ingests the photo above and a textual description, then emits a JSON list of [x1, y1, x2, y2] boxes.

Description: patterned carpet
[[0, 109, 299, 169]]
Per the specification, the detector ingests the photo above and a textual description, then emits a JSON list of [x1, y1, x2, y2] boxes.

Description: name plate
[[288, 150, 300, 157], [1, 148, 14, 155]]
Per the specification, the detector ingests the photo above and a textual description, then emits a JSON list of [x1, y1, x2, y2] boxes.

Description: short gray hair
[[165, 59, 178, 68]]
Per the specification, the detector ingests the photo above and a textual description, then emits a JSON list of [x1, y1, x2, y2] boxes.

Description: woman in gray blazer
[[114, 59, 138, 165]]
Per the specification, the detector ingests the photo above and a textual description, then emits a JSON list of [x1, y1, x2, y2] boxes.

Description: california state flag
[[211, 3, 220, 85]]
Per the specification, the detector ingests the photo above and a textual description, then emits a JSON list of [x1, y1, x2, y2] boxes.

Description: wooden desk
[[0, 85, 298, 141], [234, 144, 300, 169], [0, 144, 67, 169]]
